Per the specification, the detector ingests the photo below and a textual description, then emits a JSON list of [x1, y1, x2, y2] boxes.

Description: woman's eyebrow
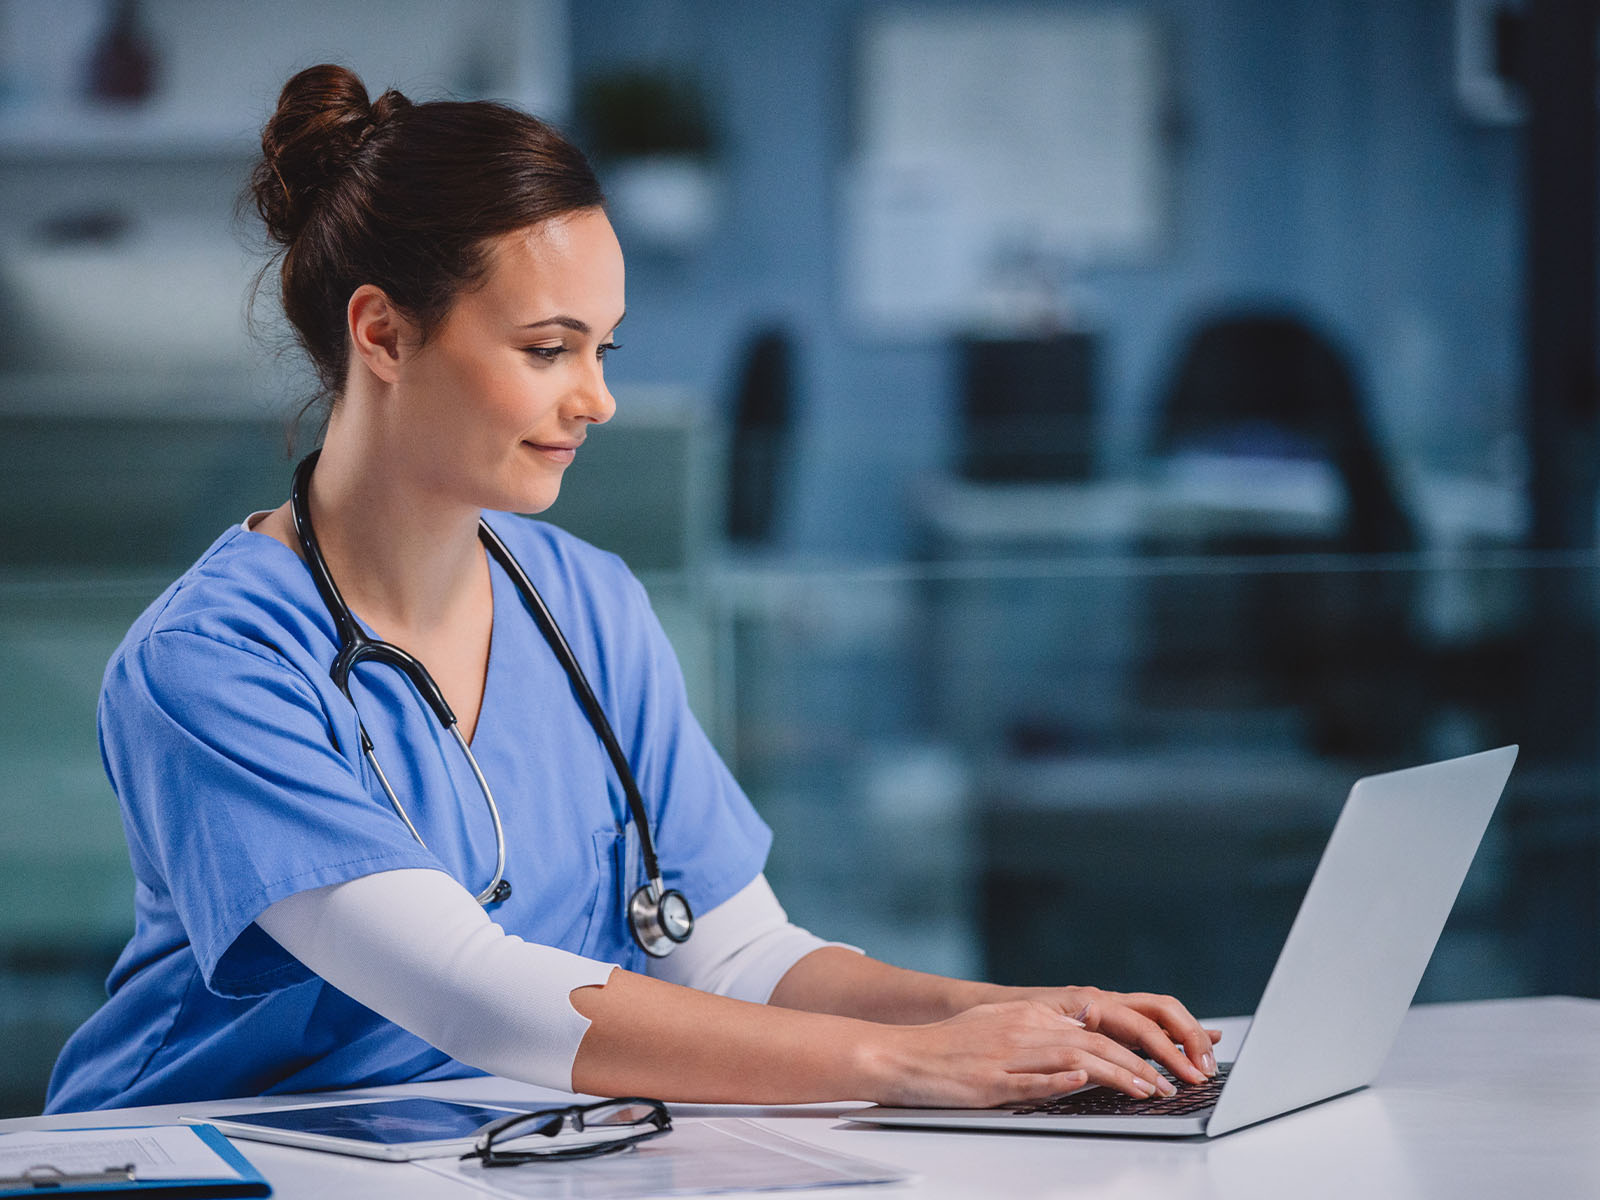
[[519, 311, 627, 333]]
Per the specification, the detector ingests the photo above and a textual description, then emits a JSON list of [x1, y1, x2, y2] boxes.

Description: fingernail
[[1133, 1079, 1156, 1097], [1158, 1077, 1177, 1097], [1071, 1005, 1091, 1022], [1203, 1053, 1216, 1076]]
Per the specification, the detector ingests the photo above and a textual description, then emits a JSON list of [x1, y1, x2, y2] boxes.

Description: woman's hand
[[769, 950, 1222, 1103], [997, 986, 1222, 1087], [863, 997, 1200, 1108]]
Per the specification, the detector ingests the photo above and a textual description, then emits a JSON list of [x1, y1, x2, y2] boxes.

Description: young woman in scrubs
[[47, 64, 1219, 1114]]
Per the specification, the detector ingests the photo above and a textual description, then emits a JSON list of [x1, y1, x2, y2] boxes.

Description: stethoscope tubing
[[477, 518, 668, 888], [287, 452, 685, 948]]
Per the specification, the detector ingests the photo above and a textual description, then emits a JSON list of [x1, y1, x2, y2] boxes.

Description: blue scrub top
[[46, 512, 772, 1113]]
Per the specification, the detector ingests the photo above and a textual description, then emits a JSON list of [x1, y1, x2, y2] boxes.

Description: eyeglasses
[[463, 1098, 671, 1166]]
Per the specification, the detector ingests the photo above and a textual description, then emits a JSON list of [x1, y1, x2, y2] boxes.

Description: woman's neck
[[303, 430, 489, 639]]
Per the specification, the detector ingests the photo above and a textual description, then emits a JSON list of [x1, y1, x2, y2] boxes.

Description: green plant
[[576, 69, 715, 158]]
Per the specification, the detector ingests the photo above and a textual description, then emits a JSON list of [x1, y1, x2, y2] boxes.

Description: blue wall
[[574, 0, 1521, 557]]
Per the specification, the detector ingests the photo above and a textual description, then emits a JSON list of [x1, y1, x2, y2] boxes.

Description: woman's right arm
[[259, 867, 1171, 1107]]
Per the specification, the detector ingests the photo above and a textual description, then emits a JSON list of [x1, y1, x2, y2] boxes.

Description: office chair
[[1153, 311, 1416, 555], [1144, 309, 1423, 757]]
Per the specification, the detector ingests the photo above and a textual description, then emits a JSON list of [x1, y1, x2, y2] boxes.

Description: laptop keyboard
[[1011, 1063, 1232, 1118]]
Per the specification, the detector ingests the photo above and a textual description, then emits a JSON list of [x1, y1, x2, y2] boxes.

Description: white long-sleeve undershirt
[[642, 874, 855, 1002], [256, 869, 853, 1092]]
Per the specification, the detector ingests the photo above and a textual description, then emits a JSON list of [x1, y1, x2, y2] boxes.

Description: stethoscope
[[288, 450, 694, 957]]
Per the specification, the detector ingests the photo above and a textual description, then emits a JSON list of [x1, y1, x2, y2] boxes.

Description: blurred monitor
[[958, 332, 1097, 482]]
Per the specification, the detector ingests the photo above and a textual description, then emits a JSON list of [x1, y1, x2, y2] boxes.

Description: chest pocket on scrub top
[[581, 820, 646, 967]]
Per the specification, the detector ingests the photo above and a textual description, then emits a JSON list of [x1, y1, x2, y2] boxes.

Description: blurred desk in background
[[910, 465, 1531, 760], [912, 460, 1528, 553]]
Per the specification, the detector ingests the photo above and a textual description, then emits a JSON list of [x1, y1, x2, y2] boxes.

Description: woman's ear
[[346, 284, 413, 384]]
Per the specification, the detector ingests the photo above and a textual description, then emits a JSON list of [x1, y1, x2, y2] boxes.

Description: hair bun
[[251, 64, 409, 246]]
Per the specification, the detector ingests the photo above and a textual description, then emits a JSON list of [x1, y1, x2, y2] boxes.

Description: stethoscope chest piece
[[629, 881, 694, 958]]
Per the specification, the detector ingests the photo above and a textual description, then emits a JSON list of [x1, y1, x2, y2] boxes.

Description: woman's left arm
[[769, 948, 1221, 1086]]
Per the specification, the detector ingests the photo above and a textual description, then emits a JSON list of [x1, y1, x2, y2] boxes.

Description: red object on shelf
[[85, 0, 158, 105]]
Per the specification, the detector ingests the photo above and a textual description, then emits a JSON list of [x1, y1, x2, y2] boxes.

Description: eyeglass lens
[[576, 1101, 663, 1128], [475, 1099, 668, 1164]]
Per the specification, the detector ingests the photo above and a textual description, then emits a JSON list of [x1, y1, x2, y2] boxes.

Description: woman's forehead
[[477, 210, 624, 321]]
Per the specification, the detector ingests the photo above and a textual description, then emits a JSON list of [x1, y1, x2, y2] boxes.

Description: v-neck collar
[[468, 540, 507, 749], [235, 514, 505, 749]]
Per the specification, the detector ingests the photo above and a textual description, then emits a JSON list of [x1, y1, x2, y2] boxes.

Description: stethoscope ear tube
[[292, 453, 461, 726], [290, 451, 359, 648], [477, 522, 674, 889], [480, 520, 694, 953]]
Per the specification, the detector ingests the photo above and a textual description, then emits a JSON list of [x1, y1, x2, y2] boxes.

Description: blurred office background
[[2, 0, 1595, 1116]]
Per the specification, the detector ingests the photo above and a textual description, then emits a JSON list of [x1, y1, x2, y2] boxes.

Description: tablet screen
[[218, 1098, 516, 1145]]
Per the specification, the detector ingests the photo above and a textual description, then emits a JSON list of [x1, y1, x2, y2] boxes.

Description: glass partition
[[2, 550, 1595, 1115], [717, 552, 1598, 1015]]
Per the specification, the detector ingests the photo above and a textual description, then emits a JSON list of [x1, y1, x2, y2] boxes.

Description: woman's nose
[[570, 359, 616, 425]]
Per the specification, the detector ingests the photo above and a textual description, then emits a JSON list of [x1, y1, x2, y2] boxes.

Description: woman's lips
[[524, 441, 578, 464]]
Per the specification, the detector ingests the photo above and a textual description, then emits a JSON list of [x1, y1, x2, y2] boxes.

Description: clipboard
[[0, 1124, 270, 1198]]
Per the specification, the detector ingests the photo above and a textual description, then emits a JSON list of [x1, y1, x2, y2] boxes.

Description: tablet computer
[[184, 1096, 542, 1161]]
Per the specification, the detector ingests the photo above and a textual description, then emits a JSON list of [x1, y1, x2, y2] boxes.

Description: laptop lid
[[1206, 744, 1517, 1134], [850, 746, 1517, 1138]]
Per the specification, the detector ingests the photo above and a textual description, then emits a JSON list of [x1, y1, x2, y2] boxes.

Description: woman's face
[[395, 206, 626, 516]]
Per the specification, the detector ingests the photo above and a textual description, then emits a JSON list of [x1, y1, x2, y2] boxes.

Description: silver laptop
[[852, 746, 1517, 1138]]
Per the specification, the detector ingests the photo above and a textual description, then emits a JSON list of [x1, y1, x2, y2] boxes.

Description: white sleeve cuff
[[645, 874, 861, 1004], [256, 868, 617, 1093]]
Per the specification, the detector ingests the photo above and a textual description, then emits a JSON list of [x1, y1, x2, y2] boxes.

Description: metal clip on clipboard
[[0, 1162, 138, 1189]]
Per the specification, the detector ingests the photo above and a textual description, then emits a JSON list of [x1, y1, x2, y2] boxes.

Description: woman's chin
[[470, 458, 567, 515], [501, 480, 564, 516]]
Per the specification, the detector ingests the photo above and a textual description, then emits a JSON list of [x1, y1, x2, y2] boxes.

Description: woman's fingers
[[994, 1070, 1090, 1106], [923, 988, 1228, 1107], [923, 1002, 1182, 1104], [1090, 992, 1218, 1084], [1014, 1032, 1175, 1098], [1067, 1026, 1178, 1097], [880, 997, 1228, 1109], [1004, 1005, 1179, 1097]]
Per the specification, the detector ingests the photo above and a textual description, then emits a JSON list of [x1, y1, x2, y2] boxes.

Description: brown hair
[[249, 63, 605, 405]]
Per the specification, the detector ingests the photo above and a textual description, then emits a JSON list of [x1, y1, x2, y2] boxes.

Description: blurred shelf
[[0, 108, 259, 162], [0, 0, 570, 163], [0, 369, 298, 420]]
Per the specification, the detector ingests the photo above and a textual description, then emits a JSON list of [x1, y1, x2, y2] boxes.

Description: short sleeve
[[101, 630, 444, 998], [607, 570, 773, 919]]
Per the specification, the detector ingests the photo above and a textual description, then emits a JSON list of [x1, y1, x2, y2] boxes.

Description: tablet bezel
[[182, 1096, 536, 1161]]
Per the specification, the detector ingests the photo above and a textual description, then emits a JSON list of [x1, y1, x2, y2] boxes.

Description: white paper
[[411, 1118, 907, 1199], [0, 1124, 243, 1182]]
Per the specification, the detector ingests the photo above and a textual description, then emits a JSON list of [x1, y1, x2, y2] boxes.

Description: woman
[[47, 65, 1218, 1114]]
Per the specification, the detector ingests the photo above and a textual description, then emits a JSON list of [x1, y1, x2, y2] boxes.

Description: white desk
[[5, 997, 1596, 1198]]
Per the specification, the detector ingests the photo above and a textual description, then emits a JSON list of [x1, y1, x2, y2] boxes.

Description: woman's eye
[[598, 341, 621, 360], [525, 346, 565, 362]]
